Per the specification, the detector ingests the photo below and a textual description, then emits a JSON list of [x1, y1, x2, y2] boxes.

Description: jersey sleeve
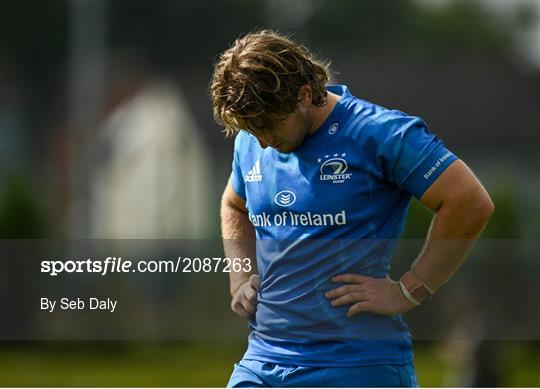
[[375, 114, 458, 199], [230, 133, 246, 200]]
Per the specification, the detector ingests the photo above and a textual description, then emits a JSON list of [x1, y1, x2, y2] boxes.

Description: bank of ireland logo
[[274, 190, 296, 207], [244, 160, 262, 182], [318, 153, 352, 184]]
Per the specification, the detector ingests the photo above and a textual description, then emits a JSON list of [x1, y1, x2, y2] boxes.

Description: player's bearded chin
[[278, 109, 313, 152]]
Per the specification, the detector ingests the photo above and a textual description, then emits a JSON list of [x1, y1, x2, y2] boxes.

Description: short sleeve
[[230, 133, 246, 200], [376, 114, 458, 199]]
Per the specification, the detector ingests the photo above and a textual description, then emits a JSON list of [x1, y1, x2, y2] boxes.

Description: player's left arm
[[408, 159, 494, 290], [326, 159, 494, 316]]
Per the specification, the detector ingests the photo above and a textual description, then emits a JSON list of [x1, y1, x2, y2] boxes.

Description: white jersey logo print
[[244, 160, 263, 182], [318, 153, 352, 184], [274, 190, 296, 207]]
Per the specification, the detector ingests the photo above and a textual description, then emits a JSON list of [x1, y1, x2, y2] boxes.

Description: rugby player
[[211, 30, 493, 387]]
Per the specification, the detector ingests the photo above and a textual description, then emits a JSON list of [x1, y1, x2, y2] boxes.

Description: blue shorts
[[227, 359, 419, 387]]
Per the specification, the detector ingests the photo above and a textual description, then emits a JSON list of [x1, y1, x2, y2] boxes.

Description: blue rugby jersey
[[229, 85, 458, 367]]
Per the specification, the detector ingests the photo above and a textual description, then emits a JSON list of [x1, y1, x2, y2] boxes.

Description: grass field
[[0, 341, 538, 387]]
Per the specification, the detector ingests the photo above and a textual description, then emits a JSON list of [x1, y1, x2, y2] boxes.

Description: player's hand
[[325, 273, 415, 317], [230, 274, 260, 319]]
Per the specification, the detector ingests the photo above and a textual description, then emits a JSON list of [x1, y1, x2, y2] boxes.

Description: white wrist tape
[[399, 280, 420, 306], [424, 282, 435, 295]]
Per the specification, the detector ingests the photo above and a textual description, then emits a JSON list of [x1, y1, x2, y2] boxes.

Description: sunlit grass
[[0, 341, 538, 387]]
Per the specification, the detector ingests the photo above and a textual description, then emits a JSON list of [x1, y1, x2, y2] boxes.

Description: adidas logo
[[244, 160, 263, 182]]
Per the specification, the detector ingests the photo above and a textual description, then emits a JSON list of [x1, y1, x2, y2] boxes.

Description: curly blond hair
[[210, 30, 330, 136]]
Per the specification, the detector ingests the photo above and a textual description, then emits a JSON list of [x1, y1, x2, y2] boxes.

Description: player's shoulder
[[336, 88, 426, 142], [233, 130, 256, 150]]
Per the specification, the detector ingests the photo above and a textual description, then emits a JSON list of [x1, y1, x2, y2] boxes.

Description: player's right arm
[[221, 179, 260, 319]]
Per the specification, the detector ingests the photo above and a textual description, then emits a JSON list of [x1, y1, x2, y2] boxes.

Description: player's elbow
[[456, 188, 494, 229], [441, 182, 494, 234], [478, 194, 495, 221], [469, 184, 495, 222]]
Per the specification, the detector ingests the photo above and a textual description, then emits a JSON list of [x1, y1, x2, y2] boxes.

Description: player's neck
[[308, 92, 339, 135]]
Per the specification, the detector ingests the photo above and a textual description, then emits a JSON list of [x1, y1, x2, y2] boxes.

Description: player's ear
[[297, 84, 312, 106]]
